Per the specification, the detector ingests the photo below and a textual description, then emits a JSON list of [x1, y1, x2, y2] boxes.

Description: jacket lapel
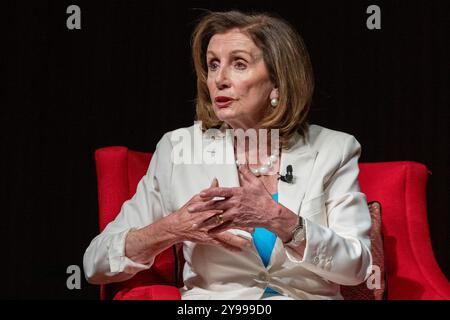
[[278, 131, 319, 215]]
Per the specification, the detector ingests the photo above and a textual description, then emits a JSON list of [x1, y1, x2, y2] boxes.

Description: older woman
[[83, 10, 372, 300]]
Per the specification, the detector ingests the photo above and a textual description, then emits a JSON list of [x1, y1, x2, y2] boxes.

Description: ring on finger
[[215, 214, 224, 224]]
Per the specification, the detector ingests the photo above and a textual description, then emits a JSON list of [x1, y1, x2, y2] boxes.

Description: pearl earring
[[270, 98, 279, 107]]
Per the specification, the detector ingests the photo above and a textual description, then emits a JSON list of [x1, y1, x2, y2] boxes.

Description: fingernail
[[200, 192, 207, 197], [187, 206, 195, 212]]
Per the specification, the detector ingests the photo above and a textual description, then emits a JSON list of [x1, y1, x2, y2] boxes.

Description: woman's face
[[206, 29, 278, 130]]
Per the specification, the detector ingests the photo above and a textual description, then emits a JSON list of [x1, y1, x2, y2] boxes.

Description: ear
[[270, 87, 279, 100]]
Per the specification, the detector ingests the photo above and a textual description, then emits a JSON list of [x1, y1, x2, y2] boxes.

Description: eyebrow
[[206, 49, 253, 58]]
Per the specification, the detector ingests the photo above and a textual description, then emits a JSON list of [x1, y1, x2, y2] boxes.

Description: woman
[[83, 10, 372, 300]]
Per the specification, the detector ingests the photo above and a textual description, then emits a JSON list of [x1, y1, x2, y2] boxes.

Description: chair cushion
[[341, 201, 386, 299]]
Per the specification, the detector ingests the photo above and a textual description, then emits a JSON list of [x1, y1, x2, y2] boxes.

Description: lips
[[214, 96, 234, 108], [215, 96, 233, 102]]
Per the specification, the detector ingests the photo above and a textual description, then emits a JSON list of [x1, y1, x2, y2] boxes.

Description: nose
[[215, 66, 231, 90]]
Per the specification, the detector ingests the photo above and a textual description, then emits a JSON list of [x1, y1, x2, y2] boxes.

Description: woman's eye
[[234, 61, 247, 70], [208, 62, 219, 71]]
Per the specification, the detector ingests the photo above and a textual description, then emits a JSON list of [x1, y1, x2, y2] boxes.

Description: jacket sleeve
[[285, 134, 373, 286], [83, 133, 173, 284]]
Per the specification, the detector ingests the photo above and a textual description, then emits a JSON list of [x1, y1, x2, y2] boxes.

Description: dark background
[[2, 0, 448, 299]]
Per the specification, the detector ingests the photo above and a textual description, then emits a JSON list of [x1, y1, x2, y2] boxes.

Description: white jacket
[[83, 123, 372, 300]]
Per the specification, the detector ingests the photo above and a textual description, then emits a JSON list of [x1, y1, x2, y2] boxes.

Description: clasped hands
[[172, 164, 281, 252]]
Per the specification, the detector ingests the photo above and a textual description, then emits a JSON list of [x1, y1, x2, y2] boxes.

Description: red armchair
[[94, 146, 450, 300]]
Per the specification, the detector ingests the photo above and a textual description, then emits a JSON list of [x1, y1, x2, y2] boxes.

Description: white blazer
[[83, 123, 372, 300]]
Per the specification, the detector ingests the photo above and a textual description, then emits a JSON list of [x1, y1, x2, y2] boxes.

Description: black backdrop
[[2, 0, 448, 299]]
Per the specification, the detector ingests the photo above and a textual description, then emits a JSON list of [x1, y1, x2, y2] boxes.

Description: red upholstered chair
[[94, 146, 450, 300], [95, 147, 182, 300]]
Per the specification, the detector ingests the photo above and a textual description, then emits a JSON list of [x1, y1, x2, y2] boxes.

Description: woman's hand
[[166, 178, 253, 252], [187, 164, 285, 235]]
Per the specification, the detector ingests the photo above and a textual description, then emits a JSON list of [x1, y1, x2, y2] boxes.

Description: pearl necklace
[[236, 154, 279, 176]]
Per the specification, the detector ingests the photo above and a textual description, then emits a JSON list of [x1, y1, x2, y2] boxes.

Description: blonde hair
[[191, 10, 314, 148]]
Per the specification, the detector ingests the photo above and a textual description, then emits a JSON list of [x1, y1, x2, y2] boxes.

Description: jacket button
[[258, 272, 269, 282]]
